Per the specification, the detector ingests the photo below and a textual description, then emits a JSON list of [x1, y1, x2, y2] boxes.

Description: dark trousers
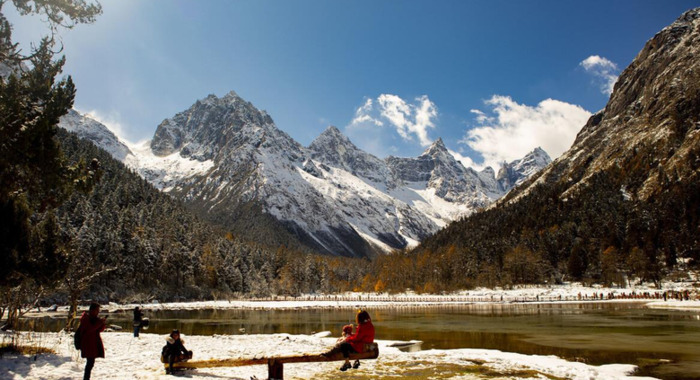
[[167, 352, 192, 372], [339, 342, 357, 358], [84, 358, 95, 380]]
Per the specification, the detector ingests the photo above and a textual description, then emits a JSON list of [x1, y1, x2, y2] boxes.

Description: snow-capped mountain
[[59, 93, 550, 257], [308, 126, 395, 187], [496, 147, 551, 191], [59, 109, 133, 161]]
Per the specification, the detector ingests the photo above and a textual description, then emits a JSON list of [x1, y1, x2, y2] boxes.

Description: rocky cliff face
[[417, 8, 700, 288], [308, 126, 396, 187], [507, 8, 700, 205]]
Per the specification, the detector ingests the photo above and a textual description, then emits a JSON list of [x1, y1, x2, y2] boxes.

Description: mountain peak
[[151, 89, 275, 158], [198, 91, 241, 107], [424, 138, 448, 156], [223, 90, 239, 99], [432, 137, 446, 149], [522, 147, 551, 166], [309, 126, 394, 185], [531, 146, 547, 156], [320, 125, 346, 139], [311, 126, 354, 149], [496, 147, 552, 192]]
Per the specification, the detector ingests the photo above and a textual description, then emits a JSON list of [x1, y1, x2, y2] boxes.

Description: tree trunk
[[65, 286, 80, 331]]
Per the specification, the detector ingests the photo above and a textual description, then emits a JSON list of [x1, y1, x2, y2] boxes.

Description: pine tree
[[0, 0, 101, 329]]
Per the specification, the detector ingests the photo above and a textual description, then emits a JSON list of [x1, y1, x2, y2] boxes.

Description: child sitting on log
[[161, 329, 193, 375], [338, 324, 354, 343]]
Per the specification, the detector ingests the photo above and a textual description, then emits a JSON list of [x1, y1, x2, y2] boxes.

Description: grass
[[0, 343, 56, 356], [311, 359, 569, 379], [0, 331, 57, 357]]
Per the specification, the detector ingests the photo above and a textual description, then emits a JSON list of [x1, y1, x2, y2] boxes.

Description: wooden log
[[169, 357, 268, 369], [268, 359, 283, 380], [167, 343, 379, 369], [275, 345, 379, 364]]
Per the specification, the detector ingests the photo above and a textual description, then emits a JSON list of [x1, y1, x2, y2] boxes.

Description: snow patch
[[126, 140, 215, 191], [0, 331, 656, 380]]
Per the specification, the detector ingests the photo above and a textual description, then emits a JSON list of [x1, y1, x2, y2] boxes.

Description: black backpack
[[73, 325, 82, 350], [160, 344, 169, 363]]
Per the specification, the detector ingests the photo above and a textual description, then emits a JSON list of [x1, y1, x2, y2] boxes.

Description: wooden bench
[[166, 343, 379, 380]]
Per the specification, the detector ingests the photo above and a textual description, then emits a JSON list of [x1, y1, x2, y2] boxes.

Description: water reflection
[[19, 303, 700, 380]]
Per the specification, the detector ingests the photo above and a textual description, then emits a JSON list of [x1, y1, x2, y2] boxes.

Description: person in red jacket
[[77, 302, 106, 380], [339, 310, 375, 371]]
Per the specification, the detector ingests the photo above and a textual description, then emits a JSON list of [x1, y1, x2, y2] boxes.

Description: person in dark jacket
[[133, 306, 144, 337], [77, 302, 106, 380], [162, 329, 192, 375]]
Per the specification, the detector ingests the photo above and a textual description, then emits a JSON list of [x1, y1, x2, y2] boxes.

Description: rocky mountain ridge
[[60, 94, 551, 257], [504, 7, 700, 206], [417, 7, 700, 288]]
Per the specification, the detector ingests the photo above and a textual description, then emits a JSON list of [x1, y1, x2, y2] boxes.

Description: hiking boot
[[352, 360, 360, 369], [339, 362, 351, 371]]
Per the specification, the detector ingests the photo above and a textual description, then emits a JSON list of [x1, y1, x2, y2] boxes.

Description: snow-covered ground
[[646, 300, 700, 311], [0, 331, 655, 380], [7, 282, 697, 379]]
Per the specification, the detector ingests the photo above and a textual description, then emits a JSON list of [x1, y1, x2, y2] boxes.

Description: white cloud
[[580, 55, 619, 95], [470, 109, 493, 124], [350, 98, 383, 127], [462, 95, 591, 171], [349, 94, 438, 148]]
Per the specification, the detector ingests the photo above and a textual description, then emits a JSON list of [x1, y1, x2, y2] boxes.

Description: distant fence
[[245, 290, 694, 304]]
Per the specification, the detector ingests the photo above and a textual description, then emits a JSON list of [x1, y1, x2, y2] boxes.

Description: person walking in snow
[[162, 329, 193, 375], [133, 306, 144, 337], [77, 302, 106, 380]]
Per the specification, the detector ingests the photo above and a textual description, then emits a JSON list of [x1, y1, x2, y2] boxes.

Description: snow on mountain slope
[[496, 147, 551, 191], [127, 140, 216, 192], [60, 92, 551, 257], [308, 126, 396, 187], [143, 92, 553, 256], [58, 110, 215, 191], [59, 109, 133, 161]]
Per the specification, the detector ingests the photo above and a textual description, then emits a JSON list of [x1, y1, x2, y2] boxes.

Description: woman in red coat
[[78, 302, 106, 380], [339, 310, 375, 371]]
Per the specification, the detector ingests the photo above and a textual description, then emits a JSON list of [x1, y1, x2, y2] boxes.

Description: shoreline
[[22, 298, 700, 319], [22, 282, 698, 316]]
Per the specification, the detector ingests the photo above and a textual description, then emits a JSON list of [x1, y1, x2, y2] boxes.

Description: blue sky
[[8, 0, 698, 170]]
